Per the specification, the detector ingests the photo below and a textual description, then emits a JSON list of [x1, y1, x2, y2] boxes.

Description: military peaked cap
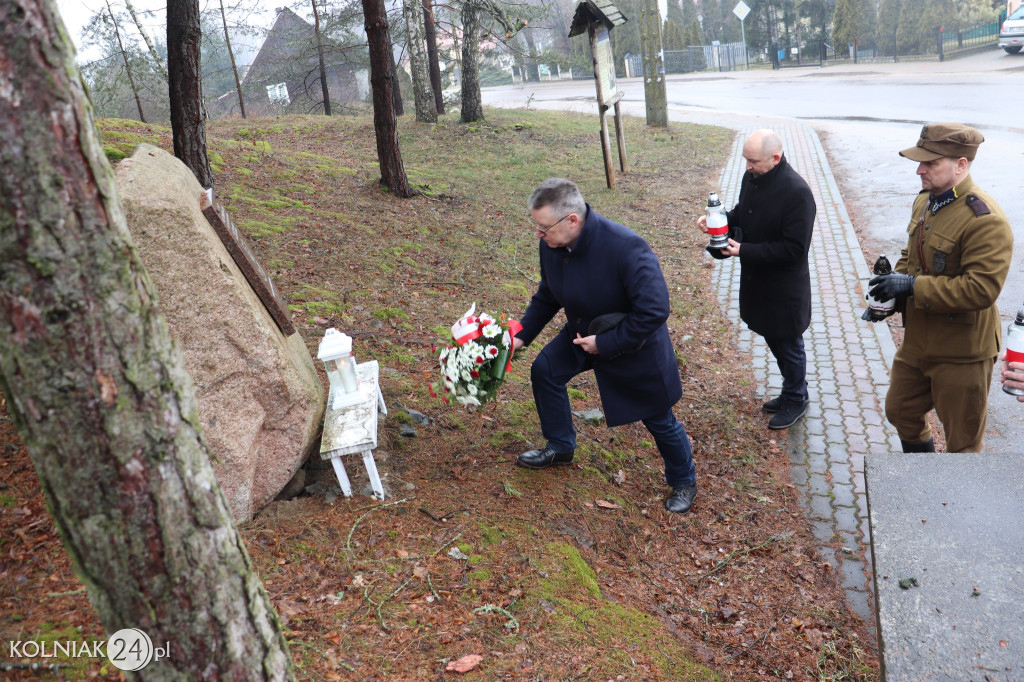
[[899, 122, 984, 162]]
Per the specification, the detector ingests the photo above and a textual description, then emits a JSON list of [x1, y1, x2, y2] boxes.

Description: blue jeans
[[763, 335, 808, 403], [531, 346, 696, 489]]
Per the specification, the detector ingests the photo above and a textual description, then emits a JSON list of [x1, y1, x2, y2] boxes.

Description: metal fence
[[623, 53, 642, 78], [832, 14, 1004, 64], [615, 13, 1005, 75], [623, 43, 751, 77], [937, 17, 1003, 59]]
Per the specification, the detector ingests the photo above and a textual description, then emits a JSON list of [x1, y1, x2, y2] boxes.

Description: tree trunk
[[361, 0, 415, 196], [311, 0, 332, 115], [389, 34, 404, 116], [167, 0, 214, 188], [125, 0, 167, 80], [0, 1, 294, 678], [460, 1, 483, 122], [523, 29, 540, 81], [422, 0, 444, 114], [219, 0, 246, 118], [402, 0, 436, 122], [105, 0, 147, 122]]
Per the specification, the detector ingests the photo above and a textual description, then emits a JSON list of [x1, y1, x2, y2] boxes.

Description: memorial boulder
[[114, 144, 325, 522]]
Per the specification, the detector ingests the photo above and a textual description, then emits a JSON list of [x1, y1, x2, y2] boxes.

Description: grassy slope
[[85, 110, 877, 680]]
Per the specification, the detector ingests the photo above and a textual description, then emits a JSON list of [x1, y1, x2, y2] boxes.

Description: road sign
[[733, 0, 750, 21]]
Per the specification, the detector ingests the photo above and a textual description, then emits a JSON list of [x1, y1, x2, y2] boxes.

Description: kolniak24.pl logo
[[6, 628, 169, 671]]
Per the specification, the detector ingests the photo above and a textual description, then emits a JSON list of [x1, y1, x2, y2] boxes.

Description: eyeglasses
[[534, 214, 572, 234]]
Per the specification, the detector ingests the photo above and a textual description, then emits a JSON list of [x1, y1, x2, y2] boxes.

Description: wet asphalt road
[[482, 49, 1024, 451]]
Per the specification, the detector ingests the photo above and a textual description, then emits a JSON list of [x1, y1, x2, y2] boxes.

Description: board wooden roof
[[568, 0, 628, 37]]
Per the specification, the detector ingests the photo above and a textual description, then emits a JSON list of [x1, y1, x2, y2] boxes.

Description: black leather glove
[[705, 246, 731, 260], [868, 273, 916, 301]]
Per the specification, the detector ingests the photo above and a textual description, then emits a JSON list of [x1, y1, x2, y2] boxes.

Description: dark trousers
[[764, 335, 808, 403], [531, 344, 696, 489]]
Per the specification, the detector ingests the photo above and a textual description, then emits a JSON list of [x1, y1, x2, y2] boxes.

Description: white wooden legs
[[361, 451, 384, 500], [330, 456, 353, 497], [330, 451, 384, 501]]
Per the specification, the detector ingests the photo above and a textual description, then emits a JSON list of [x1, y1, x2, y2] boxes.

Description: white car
[[1000, 4, 1024, 54]]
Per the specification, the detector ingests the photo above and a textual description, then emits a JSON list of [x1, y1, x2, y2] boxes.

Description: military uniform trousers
[[885, 353, 995, 453]]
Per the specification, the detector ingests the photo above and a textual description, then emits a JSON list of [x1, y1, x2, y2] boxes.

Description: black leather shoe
[[665, 485, 697, 514], [762, 396, 783, 413], [768, 399, 808, 430], [900, 438, 936, 453], [516, 446, 574, 470]]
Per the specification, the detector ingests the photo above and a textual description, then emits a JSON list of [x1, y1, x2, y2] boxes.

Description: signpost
[[569, 0, 629, 189], [733, 0, 750, 69]]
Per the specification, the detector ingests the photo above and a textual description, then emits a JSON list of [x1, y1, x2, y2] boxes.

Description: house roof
[[568, 0, 628, 38], [243, 8, 312, 85], [243, 7, 355, 87]]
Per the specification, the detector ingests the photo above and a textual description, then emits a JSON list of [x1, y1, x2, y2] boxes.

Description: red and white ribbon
[[451, 303, 482, 345]]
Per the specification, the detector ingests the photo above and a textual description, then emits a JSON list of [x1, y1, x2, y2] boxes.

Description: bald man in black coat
[[699, 129, 816, 429]]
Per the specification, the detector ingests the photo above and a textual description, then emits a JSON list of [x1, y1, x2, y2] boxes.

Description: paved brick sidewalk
[[709, 122, 902, 623]]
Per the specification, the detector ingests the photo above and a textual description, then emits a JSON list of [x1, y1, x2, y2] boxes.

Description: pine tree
[[898, 0, 956, 53], [684, 20, 701, 47], [609, 0, 642, 67], [833, 0, 876, 55], [663, 18, 685, 49], [877, 0, 902, 55]]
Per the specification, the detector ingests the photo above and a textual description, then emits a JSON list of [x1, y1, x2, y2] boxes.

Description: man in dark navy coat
[[512, 178, 698, 514], [698, 129, 816, 430]]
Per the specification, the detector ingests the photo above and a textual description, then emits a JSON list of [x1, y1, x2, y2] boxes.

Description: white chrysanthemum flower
[[482, 323, 501, 338], [456, 395, 481, 407]]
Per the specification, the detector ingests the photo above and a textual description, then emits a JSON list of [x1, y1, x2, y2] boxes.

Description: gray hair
[[528, 177, 587, 217]]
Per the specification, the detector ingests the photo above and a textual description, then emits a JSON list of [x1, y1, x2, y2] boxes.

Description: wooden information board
[[594, 26, 618, 104]]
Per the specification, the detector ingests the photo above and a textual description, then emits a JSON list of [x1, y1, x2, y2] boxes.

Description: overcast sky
[[54, 0, 282, 63]]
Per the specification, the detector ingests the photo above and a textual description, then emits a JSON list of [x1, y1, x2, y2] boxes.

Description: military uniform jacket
[[517, 206, 682, 427], [725, 155, 816, 338], [894, 175, 1013, 363]]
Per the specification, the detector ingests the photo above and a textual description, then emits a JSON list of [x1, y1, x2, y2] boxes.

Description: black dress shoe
[[516, 446, 574, 470], [665, 485, 697, 514], [762, 396, 783, 413], [900, 438, 936, 453], [768, 398, 808, 430]]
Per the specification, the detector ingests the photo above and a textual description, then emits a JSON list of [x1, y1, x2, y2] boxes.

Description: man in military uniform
[[867, 123, 1013, 453]]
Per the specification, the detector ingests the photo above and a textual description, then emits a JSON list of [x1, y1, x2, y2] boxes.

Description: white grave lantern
[[318, 328, 362, 409]]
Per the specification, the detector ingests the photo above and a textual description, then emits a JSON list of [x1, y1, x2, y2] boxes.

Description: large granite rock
[[114, 144, 325, 522]]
